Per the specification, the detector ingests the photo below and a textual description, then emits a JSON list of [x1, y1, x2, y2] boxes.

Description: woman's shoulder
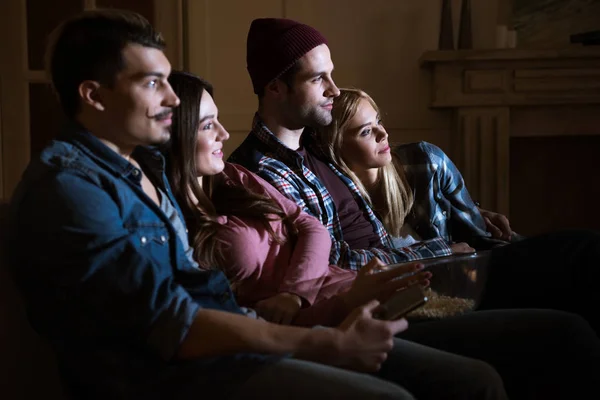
[[222, 162, 278, 197], [222, 162, 261, 185]]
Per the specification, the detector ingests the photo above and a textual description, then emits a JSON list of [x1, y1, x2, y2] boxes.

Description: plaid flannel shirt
[[395, 141, 492, 244], [228, 116, 452, 271]]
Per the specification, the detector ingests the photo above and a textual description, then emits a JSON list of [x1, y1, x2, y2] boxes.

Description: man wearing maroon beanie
[[231, 18, 446, 266]]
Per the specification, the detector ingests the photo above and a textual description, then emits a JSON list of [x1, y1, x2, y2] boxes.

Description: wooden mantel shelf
[[418, 47, 600, 217], [420, 47, 600, 65], [419, 47, 600, 108]]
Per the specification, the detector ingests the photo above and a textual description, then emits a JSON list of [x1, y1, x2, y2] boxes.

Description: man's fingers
[[360, 299, 381, 313], [484, 217, 503, 238], [497, 215, 512, 239], [386, 317, 409, 335]]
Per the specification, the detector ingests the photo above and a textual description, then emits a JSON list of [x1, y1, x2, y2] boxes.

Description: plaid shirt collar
[[250, 114, 330, 167]]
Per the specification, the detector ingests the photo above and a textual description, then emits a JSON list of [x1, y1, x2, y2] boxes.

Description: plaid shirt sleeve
[[333, 237, 453, 271], [257, 158, 453, 271], [425, 143, 489, 238], [257, 160, 312, 217]]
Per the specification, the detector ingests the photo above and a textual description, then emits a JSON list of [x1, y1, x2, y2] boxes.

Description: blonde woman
[[320, 88, 514, 250], [319, 87, 600, 337]]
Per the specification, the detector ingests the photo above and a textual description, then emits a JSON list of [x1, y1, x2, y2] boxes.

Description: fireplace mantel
[[420, 47, 600, 217]]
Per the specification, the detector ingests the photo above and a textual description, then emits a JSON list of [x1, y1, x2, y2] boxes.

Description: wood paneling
[[454, 107, 510, 215], [26, 0, 82, 70], [96, 0, 154, 24], [186, 0, 282, 132], [29, 83, 64, 158], [1, 0, 30, 200]]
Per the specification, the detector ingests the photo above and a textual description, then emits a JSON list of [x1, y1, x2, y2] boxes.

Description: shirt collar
[[59, 120, 166, 179], [250, 113, 330, 166]]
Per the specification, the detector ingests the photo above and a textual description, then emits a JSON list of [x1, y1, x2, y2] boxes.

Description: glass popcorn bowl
[[389, 251, 493, 320]]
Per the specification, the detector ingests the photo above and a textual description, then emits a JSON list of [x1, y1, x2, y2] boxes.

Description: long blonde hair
[[319, 88, 413, 237]]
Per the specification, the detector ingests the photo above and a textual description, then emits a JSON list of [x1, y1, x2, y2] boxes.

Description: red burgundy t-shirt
[[299, 148, 382, 250]]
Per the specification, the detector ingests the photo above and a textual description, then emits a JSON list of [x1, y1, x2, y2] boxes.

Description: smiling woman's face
[[340, 97, 391, 172], [194, 89, 230, 177]]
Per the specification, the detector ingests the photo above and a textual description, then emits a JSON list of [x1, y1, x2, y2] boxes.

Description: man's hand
[[309, 300, 408, 372], [341, 258, 431, 310], [255, 292, 302, 325], [450, 242, 475, 254], [479, 208, 512, 240]]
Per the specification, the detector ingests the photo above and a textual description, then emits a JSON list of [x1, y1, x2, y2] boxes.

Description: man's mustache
[[147, 109, 173, 120]]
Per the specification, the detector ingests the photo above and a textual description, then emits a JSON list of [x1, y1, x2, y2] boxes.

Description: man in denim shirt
[[6, 9, 439, 400]]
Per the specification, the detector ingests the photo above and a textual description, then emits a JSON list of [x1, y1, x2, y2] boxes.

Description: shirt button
[[219, 292, 230, 303], [442, 211, 447, 216], [132, 169, 140, 177], [140, 236, 147, 245], [160, 235, 167, 243]]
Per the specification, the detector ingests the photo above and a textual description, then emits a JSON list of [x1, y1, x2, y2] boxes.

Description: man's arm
[[12, 172, 201, 361], [257, 165, 452, 271], [178, 300, 408, 373], [331, 237, 452, 271]]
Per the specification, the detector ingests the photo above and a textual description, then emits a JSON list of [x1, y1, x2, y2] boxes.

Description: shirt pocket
[[126, 222, 171, 247], [124, 220, 173, 265]]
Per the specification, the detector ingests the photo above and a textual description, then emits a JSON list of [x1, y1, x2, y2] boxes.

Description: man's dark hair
[[45, 9, 165, 118], [256, 61, 301, 98]]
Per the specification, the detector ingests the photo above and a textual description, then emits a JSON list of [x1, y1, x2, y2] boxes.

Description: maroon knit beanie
[[246, 18, 328, 94]]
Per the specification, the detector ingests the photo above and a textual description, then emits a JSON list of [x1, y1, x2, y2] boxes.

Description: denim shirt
[[8, 123, 270, 399]]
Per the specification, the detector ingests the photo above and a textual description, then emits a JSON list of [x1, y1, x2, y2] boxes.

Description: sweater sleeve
[[223, 163, 337, 305]]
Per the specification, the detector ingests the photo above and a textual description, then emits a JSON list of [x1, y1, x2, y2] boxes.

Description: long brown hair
[[319, 88, 414, 237], [164, 71, 295, 269]]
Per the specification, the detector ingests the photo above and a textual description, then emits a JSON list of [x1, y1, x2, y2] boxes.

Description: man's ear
[[78, 80, 105, 111], [264, 78, 287, 100]]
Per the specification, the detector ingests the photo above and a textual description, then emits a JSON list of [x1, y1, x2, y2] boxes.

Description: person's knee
[[537, 310, 595, 339], [551, 311, 600, 357], [457, 359, 506, 399], [377, 386, 416, 400]]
